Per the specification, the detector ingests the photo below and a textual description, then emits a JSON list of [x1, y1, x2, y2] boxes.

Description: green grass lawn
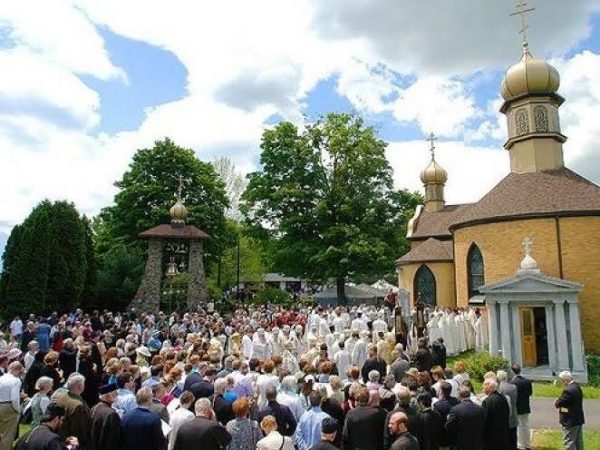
[[447, 351, 600, 398], [533, 429, 600, 449]]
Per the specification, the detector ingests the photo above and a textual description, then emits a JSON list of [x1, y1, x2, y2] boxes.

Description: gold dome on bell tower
[[499, 0, 567, 174], [421, 133, 447, 212], [170, 176, 188, 227]]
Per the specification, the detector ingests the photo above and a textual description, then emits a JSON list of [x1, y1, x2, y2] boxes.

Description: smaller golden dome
[[501, 44, 560, 101], [169, 200, 188, 223], [420, 158, 447, 184]]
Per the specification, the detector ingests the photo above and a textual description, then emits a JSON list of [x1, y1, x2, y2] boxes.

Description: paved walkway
[[530, 398, 600, 429]]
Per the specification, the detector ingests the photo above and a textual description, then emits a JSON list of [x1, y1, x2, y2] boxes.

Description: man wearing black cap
[[309, 417, 338, 450], [15, 402, 78, 450], [90, 383, 121, 450]]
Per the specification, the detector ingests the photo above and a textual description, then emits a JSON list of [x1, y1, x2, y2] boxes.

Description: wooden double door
[[520, 306, 549, 367]]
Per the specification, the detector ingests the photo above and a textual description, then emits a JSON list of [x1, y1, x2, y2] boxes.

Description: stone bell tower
[[130, 190, 210, 313]]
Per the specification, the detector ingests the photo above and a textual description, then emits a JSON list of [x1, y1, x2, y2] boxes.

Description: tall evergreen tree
[[0, 200, 92, 316]]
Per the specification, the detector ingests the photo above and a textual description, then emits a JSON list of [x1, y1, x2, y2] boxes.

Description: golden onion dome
[[500, 44, 560, 101], [169, 200, 188, 223], [420, 158, 447, 184]]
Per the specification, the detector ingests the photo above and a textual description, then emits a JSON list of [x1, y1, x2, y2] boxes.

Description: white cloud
[[1, 0, 600, 236], [0, 0, 124, 81], [386, 140, 508, 205]]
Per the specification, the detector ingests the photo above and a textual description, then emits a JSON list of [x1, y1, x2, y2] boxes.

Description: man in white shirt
[[23, 340, 39, 371], [168, 391, 195, 450], [9, 317, 22, 340], [0, 361, 24, 450]]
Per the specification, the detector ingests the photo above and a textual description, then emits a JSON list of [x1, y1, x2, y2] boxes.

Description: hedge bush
[[464, 351, 509, 382], [587, 354, 600, 387]]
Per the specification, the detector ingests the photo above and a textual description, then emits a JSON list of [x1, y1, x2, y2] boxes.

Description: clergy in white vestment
[[352, 330, 369, 371], [372, 313, 388, 343], [270, 328, 283, 357], [345, 331, 359, 358], [242, 331, 254, 359], [333, 341, 351, 380]]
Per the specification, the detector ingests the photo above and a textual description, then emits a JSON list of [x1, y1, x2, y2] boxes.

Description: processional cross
[[427, 132, 437, 160], [510, 0, 535, 46]]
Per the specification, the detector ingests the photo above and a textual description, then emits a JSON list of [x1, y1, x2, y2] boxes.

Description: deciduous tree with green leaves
[[95, 138, 229, 263], [242, 113, 421, 304]]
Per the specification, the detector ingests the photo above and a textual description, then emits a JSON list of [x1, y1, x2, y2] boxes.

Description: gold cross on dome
[[426, 132, 437, 159], [177, 175, 184, 201], [510, 0, 535, 45], [522, 236, 534, 257]]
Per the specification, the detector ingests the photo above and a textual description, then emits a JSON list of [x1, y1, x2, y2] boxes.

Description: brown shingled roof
[[396, 238, 454, 265], [410, 204, 470, 239], [450, 167, 600, 229], [139, 224, 210, 239]]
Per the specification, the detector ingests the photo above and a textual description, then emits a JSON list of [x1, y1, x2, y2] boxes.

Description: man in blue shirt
[[113, 372, 138, 416], [121, 387, 166, 450], [294, 391, 330, 450]]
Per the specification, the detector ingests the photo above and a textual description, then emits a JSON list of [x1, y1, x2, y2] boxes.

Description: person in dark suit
[[481, 378, 510, 450], [432, 382, 458, 448], [510, 364, 532, 450], [257, 387, 297, 436], [388, 412, 419, 450], [189, 368, 217, 399], [310, 417, 339, 450], [15, 402, 78, 450], [384, 388, 423, 450], [174, 398, 231, 450], [413, 338, 432, 373], [361, 347, 387, 383], [431, 338, 446, 369], [342, 386, 386, 450], [89, 383, 121, 450], [416, 393, 443, 450], [445, 386, 485, 450], [555, 371, 585, 450], [210, 378, 235, 426], [121, 387, 167, 450]]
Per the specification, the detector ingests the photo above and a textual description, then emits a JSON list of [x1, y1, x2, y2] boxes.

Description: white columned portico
[[553, 299, 570, 370], [568, 300, 585, 372], [481, 236, 587, 382], [499, 300, 512, 362], [487, 299, 499, 355], [511, 306, 523, 366], [545, 304, 557, 370]]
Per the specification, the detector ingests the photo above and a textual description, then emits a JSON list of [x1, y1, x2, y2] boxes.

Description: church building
[[396, 27, 600, 380]]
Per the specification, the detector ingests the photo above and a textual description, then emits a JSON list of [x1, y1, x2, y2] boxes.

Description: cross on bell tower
[[510, 0, 535, 50]]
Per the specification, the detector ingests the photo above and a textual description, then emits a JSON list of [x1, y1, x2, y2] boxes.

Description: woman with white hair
[[276, 376, 304, 421], [30, 376, 53, 426]]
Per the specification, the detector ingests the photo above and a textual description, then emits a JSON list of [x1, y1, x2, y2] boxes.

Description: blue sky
[[1, 0, 600, 260]]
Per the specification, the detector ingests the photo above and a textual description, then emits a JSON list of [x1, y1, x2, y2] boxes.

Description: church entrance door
[[520, 307, 537, 367]]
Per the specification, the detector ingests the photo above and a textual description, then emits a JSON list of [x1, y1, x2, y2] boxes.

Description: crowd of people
[[0, 303, 585, 450]]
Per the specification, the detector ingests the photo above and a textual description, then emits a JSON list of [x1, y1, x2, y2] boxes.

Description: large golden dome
[[420, 158, 447, 184], [169, 200, 188, 223], [500, 44, 560, 101]]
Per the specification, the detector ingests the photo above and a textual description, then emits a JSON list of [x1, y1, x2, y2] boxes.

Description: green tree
[[95, 138, 229, 267], [95, 244, 145, 311], [0, 200, 91, 316], [242, 113, 421, 303]]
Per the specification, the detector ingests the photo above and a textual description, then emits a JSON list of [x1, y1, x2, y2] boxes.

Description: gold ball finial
[[170, 200, 188, 226], [420, 133, 447, 184]]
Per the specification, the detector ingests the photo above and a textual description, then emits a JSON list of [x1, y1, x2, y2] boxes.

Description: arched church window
[[515, 108, 529, 136], [467, 244, 485, 298], [414, 265, 436, 308], [534, 105, 549, 132]]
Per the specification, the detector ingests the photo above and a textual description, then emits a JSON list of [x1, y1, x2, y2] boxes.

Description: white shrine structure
[[481, 238, 587, 381]]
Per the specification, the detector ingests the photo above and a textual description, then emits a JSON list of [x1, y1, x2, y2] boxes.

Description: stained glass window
[[414, 265, 436, 308], [468, 244, 485, 298]]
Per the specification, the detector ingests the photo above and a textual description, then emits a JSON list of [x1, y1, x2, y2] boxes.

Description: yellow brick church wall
[[558, 216, 600, 351], [453, 216, 600, 352], [398, 261, 456, 309]]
